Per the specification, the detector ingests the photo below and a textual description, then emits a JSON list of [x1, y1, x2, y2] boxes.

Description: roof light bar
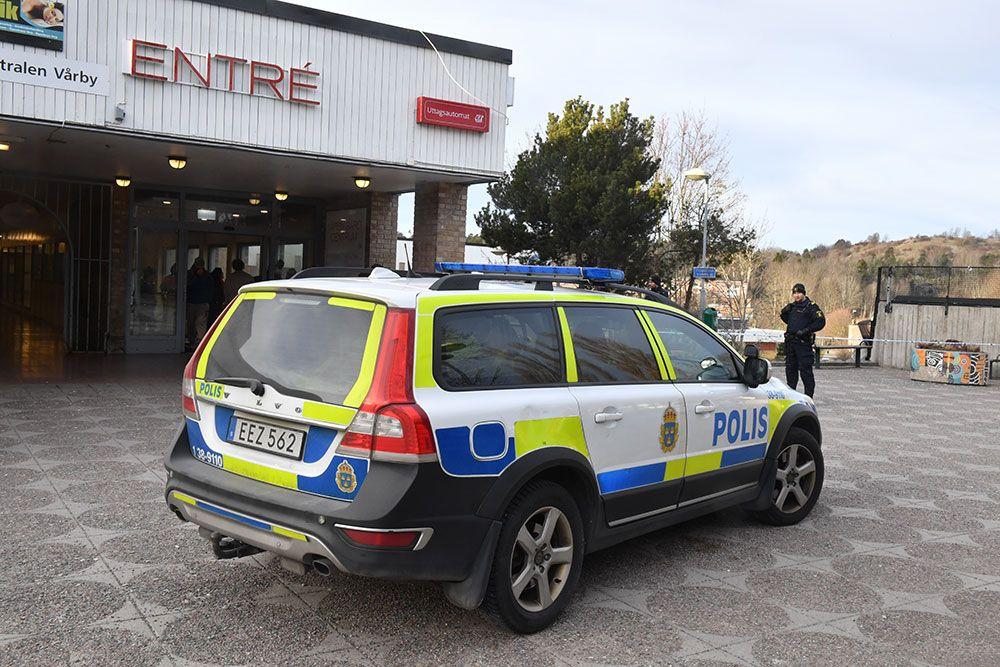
[[434, 262, 625, 283]]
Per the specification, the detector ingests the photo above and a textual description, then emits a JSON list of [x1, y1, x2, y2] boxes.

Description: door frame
[[125, 221, 186, 353]]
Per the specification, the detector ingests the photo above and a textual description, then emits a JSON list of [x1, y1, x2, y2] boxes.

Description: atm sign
[[416, 97, 490, 133]]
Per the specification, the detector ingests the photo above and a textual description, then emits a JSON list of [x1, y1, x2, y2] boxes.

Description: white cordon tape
[[729, 332, 1000, 349], [813, 335, 1000, 349]]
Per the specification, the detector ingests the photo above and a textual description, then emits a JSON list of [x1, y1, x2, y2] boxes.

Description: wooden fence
[[873, 302, 1000, 370]]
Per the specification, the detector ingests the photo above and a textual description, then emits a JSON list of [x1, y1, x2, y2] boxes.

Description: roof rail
[[426, 272, 682, 309]]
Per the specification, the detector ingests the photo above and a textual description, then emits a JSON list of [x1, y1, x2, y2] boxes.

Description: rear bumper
[[164, 423, 496, 582]]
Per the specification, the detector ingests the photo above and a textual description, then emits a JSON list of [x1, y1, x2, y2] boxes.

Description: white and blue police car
[[164, 263, 823, 633]]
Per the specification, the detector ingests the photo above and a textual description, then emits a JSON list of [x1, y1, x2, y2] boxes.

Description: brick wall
[[367, 192, 398, 269], [412, 182, 468, 273]]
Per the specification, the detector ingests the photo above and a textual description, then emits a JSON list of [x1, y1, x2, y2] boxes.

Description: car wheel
[[753, 426, 824, 526], [484, 480, 584, 634]]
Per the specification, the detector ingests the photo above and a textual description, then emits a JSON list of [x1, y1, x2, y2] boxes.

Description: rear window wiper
[[209, 376, 266, 397]]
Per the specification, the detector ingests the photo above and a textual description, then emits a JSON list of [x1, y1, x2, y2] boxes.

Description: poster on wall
[[0, 1, 65, 51]]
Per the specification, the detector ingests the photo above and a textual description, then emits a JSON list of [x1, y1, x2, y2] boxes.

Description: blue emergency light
[[434, 262, 625, 283]]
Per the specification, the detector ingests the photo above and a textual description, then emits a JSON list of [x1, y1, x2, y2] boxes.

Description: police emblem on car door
[[660, 404, 679, 453]]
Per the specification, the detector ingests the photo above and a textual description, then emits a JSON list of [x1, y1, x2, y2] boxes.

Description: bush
[[915, 340, 982, 353]]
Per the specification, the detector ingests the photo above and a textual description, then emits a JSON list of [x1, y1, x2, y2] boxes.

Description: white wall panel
[[0, 0, 509, 177]]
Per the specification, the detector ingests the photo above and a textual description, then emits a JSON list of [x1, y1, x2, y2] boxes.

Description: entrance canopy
[[0, 119, 487, 199]]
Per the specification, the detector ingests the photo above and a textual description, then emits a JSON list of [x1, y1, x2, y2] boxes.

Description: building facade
[[0, 0, 512, 353]]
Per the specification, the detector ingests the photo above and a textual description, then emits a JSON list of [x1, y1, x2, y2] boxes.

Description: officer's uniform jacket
[[780, 298, 826, 343]]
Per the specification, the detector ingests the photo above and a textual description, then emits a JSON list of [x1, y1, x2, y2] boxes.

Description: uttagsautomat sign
[[416, 96, 490, 133], [126, 38, 320, 107]]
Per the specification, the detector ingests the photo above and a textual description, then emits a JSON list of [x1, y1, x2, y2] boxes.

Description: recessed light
[[162, 200, 172, 205], [260, 209, 269, 214]]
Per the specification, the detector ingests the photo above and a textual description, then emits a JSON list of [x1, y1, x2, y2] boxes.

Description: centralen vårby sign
[[0, 47, 108, 95]]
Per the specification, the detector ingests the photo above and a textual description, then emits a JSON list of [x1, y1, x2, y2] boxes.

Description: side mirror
[[742, 344, 769, 388]]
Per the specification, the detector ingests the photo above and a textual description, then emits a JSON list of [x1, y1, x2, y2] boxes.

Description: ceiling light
[[115, 176, 131, 187], [162, 200, 172, 205], [0, 143, 10, 152], [249, 196, 261, 206], [354, 176, 371, 189], [274, 191, 289, 201], [260, 209, 269, 214], [232, 213, 241, 218], [168, 156, 187, 170]]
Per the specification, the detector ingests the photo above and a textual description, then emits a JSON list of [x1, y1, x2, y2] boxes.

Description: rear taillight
[[338, 308, 436, 462], [340, 527, 421, 549], [182, 357, 199, 420], [181, 304, 230, 421]]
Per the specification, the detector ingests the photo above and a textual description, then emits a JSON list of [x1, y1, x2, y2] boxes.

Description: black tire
[[483, 480, 584, 634], [753, 426, 824, 526]]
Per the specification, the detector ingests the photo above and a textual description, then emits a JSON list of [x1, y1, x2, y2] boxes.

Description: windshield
[[202, 293, 378, 404]]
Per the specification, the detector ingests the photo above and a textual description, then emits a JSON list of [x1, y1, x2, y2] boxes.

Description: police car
[[164, 263, 823, 633]]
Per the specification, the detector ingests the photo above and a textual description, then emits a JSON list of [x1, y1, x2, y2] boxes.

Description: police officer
[[780, 283, 825, 397]]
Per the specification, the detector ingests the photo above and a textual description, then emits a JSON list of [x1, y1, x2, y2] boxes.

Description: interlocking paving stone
[[0, 367, 998, 664]]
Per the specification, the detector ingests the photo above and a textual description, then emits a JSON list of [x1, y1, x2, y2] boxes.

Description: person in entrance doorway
[[780, 283, 826, 397], [186, 257, 213, 350], [208, 268, 226, 323], [224, 258, 253, 304]]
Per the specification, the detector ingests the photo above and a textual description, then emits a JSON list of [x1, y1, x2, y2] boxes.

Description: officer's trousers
[[785, 341, 816, 397]]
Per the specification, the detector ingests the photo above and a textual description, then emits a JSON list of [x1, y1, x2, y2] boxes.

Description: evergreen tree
[[476, 98, 667, 277]]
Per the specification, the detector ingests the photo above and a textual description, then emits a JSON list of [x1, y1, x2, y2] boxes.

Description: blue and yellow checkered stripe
[[170, 491, 308, 542], [186, 418, 368, 502], [596, 442, 767, 495]]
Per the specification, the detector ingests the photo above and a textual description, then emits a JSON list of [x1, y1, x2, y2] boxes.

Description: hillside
[[752, 231, 1000, 336]]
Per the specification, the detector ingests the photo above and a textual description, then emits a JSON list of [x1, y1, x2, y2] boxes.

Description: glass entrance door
[[185, 231, 267, 350], [126, 226, 182, 353]]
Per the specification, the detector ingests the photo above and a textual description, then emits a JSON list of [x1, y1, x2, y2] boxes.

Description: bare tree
[[716, 219, 772, 345], [649, 111, 752, 309]]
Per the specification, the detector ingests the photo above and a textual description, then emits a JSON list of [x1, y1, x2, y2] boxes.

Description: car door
[[417, 303, 587, 479], [561, 305, 689, 525], [644, 309, 769, 505]]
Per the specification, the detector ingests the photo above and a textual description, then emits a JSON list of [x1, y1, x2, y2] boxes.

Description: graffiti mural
[[910, 348, 989, 386]]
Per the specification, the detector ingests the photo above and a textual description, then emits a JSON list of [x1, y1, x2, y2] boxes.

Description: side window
[[563, 306, 661, 383], [646, 310, 740, 383], [435, 307, 563, 389]]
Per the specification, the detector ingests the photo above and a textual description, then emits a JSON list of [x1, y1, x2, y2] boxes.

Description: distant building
[[395, 240, 519, 272]]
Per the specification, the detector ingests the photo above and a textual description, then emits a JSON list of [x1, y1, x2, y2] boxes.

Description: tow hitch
[[201, 528, 264, 559]]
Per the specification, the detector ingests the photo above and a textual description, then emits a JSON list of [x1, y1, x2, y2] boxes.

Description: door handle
[[594, 411, 624, 424], [694, 402, 715, 414]]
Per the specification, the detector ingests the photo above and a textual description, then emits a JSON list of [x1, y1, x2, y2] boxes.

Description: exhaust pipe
[[311, 557, 334, 577]]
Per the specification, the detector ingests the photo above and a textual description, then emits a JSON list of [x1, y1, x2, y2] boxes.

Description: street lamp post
[[684, 167, 712, 313]]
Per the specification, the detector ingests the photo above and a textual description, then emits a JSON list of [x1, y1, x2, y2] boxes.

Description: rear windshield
[[203, 293, 376, 404]]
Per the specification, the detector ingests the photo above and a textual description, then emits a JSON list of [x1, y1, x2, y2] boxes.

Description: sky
[[303, 1, 1000, 251]]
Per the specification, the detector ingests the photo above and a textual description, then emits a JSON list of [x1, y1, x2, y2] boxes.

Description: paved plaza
[[1, 367, 998, 665]]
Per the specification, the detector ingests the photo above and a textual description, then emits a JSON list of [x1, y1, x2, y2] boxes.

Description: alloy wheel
[[772, 443, 818, 513], [509, 506, 573, 612]]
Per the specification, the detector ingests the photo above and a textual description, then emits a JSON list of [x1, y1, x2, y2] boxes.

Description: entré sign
[[127, 39, 320, 106], [416, 96, 489, 133]]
